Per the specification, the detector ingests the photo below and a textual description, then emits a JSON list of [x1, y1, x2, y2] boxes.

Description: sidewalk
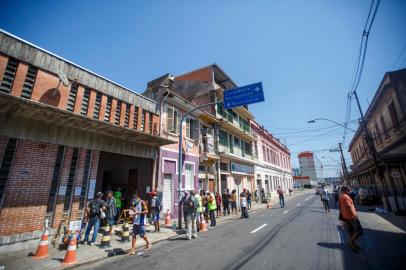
[[0, 189, 310, 270]]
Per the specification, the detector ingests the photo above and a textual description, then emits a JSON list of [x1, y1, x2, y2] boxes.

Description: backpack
[[90, 200, 100, 216], [155, 198, 161, 212], [183, 196, 195, 211]]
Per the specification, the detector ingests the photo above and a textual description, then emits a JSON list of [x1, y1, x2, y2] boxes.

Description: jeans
[[84, 217, 100, 243], [116, 207, 121, 222], [247, 200, 252, 210], [279, 197, 285, 208], [209, 210, 216, 227], [223, 202, 230, 215], [185, 214, 197, 239]]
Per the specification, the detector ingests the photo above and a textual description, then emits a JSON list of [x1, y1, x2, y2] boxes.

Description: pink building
[[251, 121, 293, 196]]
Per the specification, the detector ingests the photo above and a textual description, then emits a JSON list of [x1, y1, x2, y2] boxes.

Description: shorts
[[132, 224, 146, 237], [231, 202, 237, 210], [346, 219, 363, 236], [152, 212, 160, 222]]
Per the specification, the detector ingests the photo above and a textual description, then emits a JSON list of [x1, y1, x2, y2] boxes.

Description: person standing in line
[[339, 186, 363, 252], [215, 191, 222, 218], [182, 191, 197, 240], [105, 190, 117, 235], [150, 191, 161, 232], [201, 190, 209, 223], [195, 191, 203, 232], [208, 192, 217, 227], [246, 190, 252, 210], [84, 192, 106, 246], [113, 187, 122, 223], [230, 189, 238, 215], [128, 193, 151, 255], [277, 186, 285, 208], [240, 192, 249, 219], [321, 185, 330, 213], [222, 190, 230, 216]]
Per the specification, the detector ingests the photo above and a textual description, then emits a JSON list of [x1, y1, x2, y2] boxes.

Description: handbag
[[100, 209, 106, 219], [338, 212, 346, 221]]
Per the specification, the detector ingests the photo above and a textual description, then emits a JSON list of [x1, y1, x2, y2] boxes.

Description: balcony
[[216, 105, 256, 142]]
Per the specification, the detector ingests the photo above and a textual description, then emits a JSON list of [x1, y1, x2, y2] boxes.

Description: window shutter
[[167, 106, 174, 132], [192, 119, 199, 140]]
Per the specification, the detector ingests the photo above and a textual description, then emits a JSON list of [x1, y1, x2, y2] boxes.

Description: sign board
[[69, 220, 81, 232], [391, 170, 401, 178], [223, 82, 265, 110], [230, 162, 254, 175]]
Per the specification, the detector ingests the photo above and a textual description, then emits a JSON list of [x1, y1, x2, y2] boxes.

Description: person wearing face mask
[[127, 193, 152, 255]]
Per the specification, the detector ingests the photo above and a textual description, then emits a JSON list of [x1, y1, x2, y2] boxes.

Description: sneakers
[[89, 242, 96, 246]]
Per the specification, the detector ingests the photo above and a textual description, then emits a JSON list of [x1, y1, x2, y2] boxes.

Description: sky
[[1, 0, 405, 177]]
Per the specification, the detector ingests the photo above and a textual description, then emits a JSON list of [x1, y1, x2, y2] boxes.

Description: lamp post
[[177, 100, 223, 229]]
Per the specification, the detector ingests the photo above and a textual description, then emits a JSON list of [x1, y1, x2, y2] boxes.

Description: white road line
[[296, 203, 301, 206], [304, 196, 313, 201], [283, 210, 290, 214], [251, 224, 268, 234]]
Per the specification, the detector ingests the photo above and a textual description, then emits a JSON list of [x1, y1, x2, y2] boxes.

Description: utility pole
[[352, 90, 391, 211], [338, 143, 349, 185]]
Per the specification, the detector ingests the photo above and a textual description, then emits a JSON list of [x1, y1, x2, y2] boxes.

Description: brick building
[[0, 30, 174, 251]]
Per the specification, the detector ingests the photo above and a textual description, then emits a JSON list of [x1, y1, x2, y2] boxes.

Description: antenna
[[57, 69, 70, 87]]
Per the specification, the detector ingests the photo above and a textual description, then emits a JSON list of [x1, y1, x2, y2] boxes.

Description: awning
[[0, 93, 176, 147]]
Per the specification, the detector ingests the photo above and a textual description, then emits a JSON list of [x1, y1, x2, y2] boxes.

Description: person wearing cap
[[84, 192, 106, 245]]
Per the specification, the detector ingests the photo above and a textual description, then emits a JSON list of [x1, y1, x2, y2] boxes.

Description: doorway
[[162, 174, 173, 214]]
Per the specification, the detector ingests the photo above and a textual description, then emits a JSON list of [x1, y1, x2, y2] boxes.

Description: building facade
[[348, 68, 406, 212], [0, 30, 174, 251], [251, 121, 293, 196], [298, 151, 325, 185]]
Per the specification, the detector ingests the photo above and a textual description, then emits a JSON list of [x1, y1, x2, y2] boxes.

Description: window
[[263, 146, 267, 161], [46, 146, 64, 221], [115, 100, 122, 125], [388, 102, 400, 128], [79, 150, 92, 211], [166, 105, 179, 133], [219, 130, 228, 146], [375, 122, 382, 144], [124, 103, 130, 128], [20, 65, 37, 99], [233, 136, 241, 148], [184, 163, 194, 190], [93, 92, 102, 119], [186, 117, 199, 140], [64, 148, 79, 212], [104, 97, 112, 122], [244, 142, 252, 155], [80, 88, 91, 115], [220, 162, 229, 171], [0, 138, 17, 204], [148, 113, 153, 133], [380, 115, 389, 139], [141, 110, 146, 131], [133, 106, 139, 129], [0, 58, 18, 93], [66, 83, 79, 112]]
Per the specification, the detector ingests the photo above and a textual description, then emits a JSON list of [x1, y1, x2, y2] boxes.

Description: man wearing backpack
[[84, 192, 106, 245], [150, 191, 161, 233], [182, 191, 197, 240]]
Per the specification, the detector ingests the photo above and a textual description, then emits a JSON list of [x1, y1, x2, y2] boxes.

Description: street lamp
[[307, 118, 357, 132]]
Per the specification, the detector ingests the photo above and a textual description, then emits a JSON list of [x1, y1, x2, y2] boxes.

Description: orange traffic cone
[[199, 214, 208, 232], [165, 210, 171, 228], [33, 229, 49, 259], [61, 236, 78, 266]]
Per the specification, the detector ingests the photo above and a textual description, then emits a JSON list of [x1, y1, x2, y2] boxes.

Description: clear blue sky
[[1, 0, 405, 176]]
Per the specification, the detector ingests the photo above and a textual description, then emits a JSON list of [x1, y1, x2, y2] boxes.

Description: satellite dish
[[57, 69, 70, 87]]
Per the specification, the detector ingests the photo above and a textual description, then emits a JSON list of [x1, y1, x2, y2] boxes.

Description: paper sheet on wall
[[87, 179, 96, 199], [74, 186, 82, 196]]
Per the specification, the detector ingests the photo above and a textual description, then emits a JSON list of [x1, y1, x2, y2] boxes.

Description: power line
[[392, 44, 406, 69]]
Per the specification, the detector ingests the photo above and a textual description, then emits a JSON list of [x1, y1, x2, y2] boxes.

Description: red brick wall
[[175, 66, 212, 83], [0, 139, 59, 235], [0, 54, 8, 80], [10, 62, 28, 97]]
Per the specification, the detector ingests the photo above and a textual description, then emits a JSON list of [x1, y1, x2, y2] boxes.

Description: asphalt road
[[74, 193, 403, 270]]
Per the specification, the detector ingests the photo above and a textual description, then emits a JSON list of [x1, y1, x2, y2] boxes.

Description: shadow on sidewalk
[[317, 225, 406, 270]]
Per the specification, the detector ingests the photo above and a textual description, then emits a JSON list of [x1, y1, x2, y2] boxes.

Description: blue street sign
[[223, 82, 265, 110]]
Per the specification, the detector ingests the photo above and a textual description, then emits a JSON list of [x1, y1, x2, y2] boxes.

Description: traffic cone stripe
[[67, 245, 76, 251], [33, 230, 49, 260], [40, 240, 48, 245]]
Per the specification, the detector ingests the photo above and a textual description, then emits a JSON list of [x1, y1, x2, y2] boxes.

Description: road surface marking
[[296, 203, 301, 206], [251, 224, 268, 234], [304, 196, 312, 201], [283, 210, 290, 214]]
